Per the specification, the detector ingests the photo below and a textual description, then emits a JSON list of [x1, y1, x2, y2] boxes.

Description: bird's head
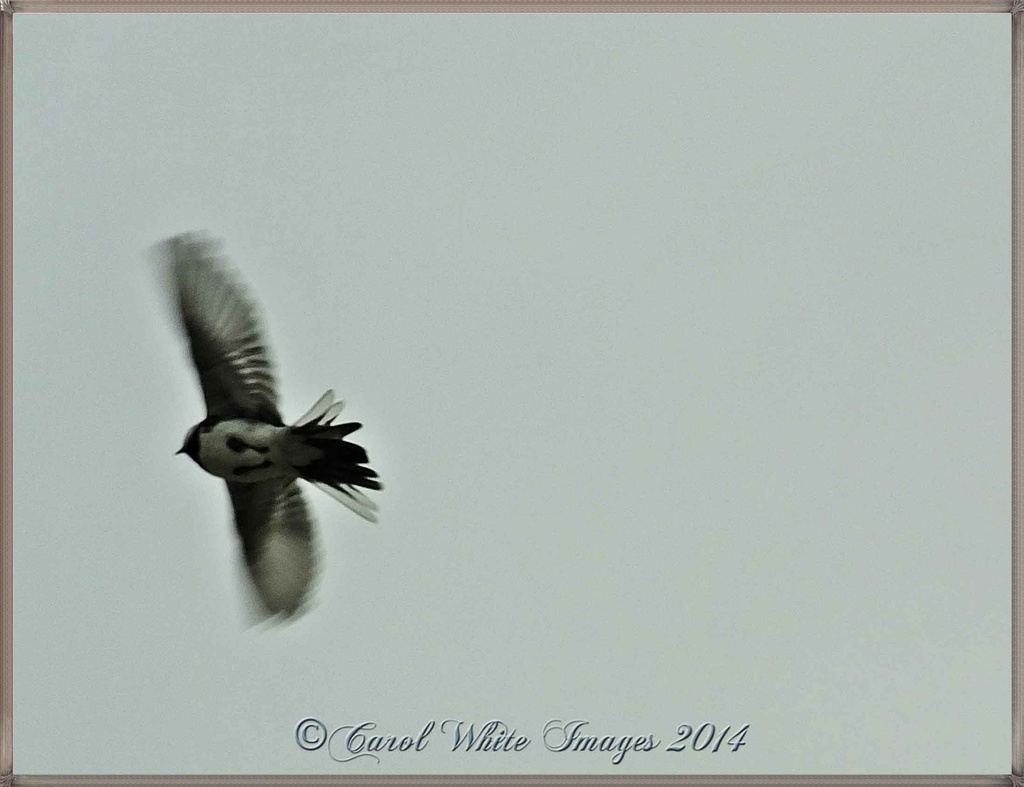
[[176, 424, 202, 464]]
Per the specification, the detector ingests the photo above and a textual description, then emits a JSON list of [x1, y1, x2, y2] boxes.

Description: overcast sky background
[[13, 12, 1010, 775]]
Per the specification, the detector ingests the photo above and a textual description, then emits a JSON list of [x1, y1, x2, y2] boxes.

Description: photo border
[[0, 2, 1016, 784]]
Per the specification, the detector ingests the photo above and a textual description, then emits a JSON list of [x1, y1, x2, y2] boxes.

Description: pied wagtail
[[159, 232, 381, 620]]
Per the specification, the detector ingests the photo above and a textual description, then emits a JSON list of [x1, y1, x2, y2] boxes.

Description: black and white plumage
[[160, 232, 381, 619]]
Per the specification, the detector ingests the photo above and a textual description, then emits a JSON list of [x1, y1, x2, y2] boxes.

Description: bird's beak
[[175, 447, 185, 455]]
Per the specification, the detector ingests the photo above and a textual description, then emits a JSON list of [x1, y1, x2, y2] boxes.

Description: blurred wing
[[228, 480, 320, 618], [162, 233, 282, 424]]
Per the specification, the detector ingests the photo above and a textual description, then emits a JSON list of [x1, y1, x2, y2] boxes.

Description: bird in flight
[[159, 232, 381, 620]]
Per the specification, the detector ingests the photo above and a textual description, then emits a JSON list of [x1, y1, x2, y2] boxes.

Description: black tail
[[289, 389, 381, 522], [293, 421, 382, 492]]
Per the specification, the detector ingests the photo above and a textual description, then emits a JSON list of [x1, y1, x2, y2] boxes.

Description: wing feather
[[227, 480, 320, 618], [161, 233, 282, 424]]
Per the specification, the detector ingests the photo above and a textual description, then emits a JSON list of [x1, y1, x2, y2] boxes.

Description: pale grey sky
[[13, 12, 1010, 775]]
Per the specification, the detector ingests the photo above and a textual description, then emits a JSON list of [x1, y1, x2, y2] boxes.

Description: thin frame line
[[2, 5, 13, 787], [1013, 3, 1023, 779], [3, 0, 1016, 11], [7, 778, 1019, 786], [0, 2, 1015, 785]]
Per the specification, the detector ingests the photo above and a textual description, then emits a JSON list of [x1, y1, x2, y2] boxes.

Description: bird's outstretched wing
[[228, 480, 320, 617], [161, 233, 283, 424]]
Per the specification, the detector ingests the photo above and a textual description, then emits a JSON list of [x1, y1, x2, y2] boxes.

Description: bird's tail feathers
[[293, 388, 345, 427], [291, 389, 382, 523], [313, 481, 379, 523]]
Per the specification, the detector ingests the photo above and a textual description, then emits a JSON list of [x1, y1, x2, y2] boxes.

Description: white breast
[[198, 419, 293, 482]]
